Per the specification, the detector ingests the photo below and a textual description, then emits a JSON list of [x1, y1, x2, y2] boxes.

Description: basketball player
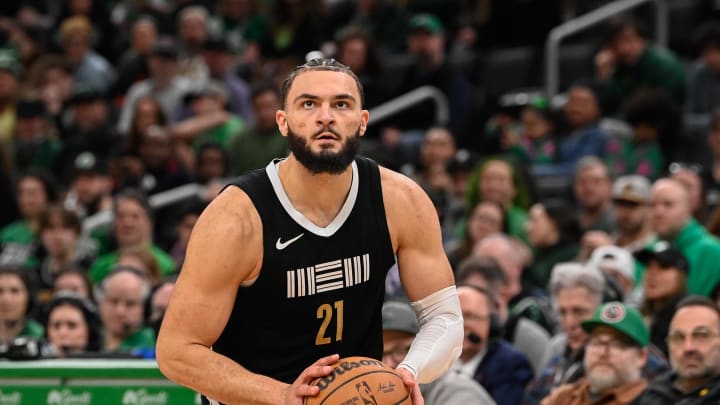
[[156, 59, 463, 405]]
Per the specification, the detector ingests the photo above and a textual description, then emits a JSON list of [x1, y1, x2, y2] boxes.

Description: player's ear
[[276, 110, 289, 136], [359, 110, 369, 136]]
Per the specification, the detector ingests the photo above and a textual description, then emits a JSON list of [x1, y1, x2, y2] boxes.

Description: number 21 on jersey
[[316, 300, 344, 345]]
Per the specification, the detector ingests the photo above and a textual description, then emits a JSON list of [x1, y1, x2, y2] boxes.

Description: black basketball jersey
[[212, 157, 396, 384]]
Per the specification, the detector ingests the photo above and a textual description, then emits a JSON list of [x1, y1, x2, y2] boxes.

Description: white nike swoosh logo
[[276, 233, 304, 250]]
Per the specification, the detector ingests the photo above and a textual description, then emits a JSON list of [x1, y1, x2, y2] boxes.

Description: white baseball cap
[[588, 246, 635, 282]]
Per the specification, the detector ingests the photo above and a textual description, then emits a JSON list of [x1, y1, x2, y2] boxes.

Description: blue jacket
[[474, 339, 534, 405]]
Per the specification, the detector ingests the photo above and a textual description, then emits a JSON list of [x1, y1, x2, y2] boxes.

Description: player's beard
[[287, 125, 360, 174]]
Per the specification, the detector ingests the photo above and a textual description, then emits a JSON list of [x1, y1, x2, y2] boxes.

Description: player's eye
[[303, 100, 314, 108]]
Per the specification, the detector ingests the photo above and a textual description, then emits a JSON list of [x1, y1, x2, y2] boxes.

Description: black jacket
[[638, 372, 720, 405]]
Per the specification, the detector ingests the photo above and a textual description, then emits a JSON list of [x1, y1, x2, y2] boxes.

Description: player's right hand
[[284, 354, 340, 405]]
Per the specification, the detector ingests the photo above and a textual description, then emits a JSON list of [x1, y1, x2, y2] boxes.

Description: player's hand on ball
[[284, 354, 339, 405], [396, 367, 424, 405]]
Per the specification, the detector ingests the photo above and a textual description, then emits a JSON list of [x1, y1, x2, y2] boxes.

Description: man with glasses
[[540, 301, 649, 405], [381, 300, 496, 404], [639, 296, 720, 404]]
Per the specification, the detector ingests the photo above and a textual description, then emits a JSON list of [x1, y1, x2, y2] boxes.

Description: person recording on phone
[[454, 285, 533, 405]]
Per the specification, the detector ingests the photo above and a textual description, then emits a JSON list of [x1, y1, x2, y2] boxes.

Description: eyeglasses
[[586, 337, 635, 354], [666, 328, 719, 347]]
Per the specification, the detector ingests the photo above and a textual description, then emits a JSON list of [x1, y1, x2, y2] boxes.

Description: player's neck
[[279, 157, 354, 226]]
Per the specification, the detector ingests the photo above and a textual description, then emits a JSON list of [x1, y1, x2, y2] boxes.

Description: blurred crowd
[[2, 0, 720, 404]]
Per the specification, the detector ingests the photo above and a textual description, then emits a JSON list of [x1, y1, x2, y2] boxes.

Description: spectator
[[11, 99, 61, 174], [685, 22, 720, 135], [574, 157, 616, 233], [649, 178, 720, 296], [635, 242, 690, 356], [28, 55, 73, 119], [54, 86, 123, 185], [466, 158, 532, 244], [175, 6, 211, 84], [53, 266, 94, 302], [540, 301, 649, 405], [0, 169, 57, 268], [638, 296, 720, 404], [587, 246, 641, 307], [382, 299, 496, 404], [89, 190, 175, 283], [606, 90, 676, 178], [594, 16, 685, 116], [42, 292, 101, 358], [96, 266, 154, 352], [579, 175, 655, 261], [670, 162, 708, 223], [202, 36, 254, 123], [213, 0, 267, 63], [528, 262, 668, 405], [115, 248, 163, 287], [63, 152, 113, 220], [149, 276, 176, 335], [335, 27, 387, 110], [57, 16, 115, 93], [456, 255, 551, 375], [546, 84, 606, 176], [446, 200, 507, 268], [501, 100, 558, 168], [168, 200, 205, 266], [116, 36, 192, 135], [341, 0, 409, 54], [258, 0, 326, 61], [454, 285, 533, 405], [390, 13, 473, 145], [0, 266, 42, 343], [228, 83, 287, 175], [36, 205, 97, 290], [524, 202, 581, 290], [111, 16, 157, 99]]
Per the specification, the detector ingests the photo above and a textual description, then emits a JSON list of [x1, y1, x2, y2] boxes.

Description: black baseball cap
[[634, 241, 689, 273]]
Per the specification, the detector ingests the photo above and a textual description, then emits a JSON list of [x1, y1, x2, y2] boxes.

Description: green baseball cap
[[409, 13, 444, 35], [581, 301, 649, 347]]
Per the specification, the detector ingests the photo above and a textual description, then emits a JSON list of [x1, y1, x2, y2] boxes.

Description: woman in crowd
[[0, 266, 43, 343], [42, 291, 101, 358]]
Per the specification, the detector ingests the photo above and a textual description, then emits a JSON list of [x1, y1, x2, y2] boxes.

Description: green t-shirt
[[0, 220, 38, 268], [193, 116, 245, 150], [19, 319, 44, 338], [118, 327, 156, 351], [89, 245, 176, 283]]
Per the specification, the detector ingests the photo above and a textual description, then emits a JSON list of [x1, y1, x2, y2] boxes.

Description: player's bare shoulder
[[378, 166, 438, 245]]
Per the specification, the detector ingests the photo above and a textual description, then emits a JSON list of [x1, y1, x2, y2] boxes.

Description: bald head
[[650, 178, 691, 238], [473, 234, 522, 281]]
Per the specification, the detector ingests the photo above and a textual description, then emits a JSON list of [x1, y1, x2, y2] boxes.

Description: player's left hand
[[395, 367, 424, 405]]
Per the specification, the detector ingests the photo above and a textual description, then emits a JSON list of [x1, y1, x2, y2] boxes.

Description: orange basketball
[[304, 356, 411, 405]]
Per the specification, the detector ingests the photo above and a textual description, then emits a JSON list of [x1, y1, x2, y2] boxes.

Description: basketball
[[304, 356, 411, 405]]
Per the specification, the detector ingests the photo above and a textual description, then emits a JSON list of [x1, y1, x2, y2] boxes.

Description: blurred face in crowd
[[176, 212, 199, 252], [610, 27, 646, 65], [191, 95, 224, 115], [564, 86, 600, 129], [16, 115, 45, 140], [526, 204, 559, 247], [650, 179, 691, 238], [54, 272, 91, 299], [41, 218, 79, 258], [63, 33, 90, 63], [671, 168, 703, 215], [668, 306, 720, 387], [47, 304, 89, 357], [479, 160, 515, 206], [99, 271, 147, 337], [458, 287, 492, 361], [474, 236, 523, 292], [408, 30, 444, 68], [584, 326, 647, 393], [203, 48, 232, 78], [114, 197, 152, 248], [0, 273, 28, 323], [148, 55, 178, 82], [613, 199, 649, 235], [575, 163, 611, 210], [133, 98, 163, 136], [196, 147, 227, 183], [72, 100, 108, 132], [43, 66, 73, 101], [254, 89, 281, 132], [131, 20, 157, 56], [338, 37, 368, 74], [382, 329, 414, 369], [467, 202, 504, 245], [18, 176, 49, 219], [150, 282, 175, 324], [178, 13, 208, 49], [643, 261, 685, 301], [555, 285, 599, 353], [72, 171, 107, 206], [521, 108, 552, 140], [138, 127, 172, 169], [420, 128, 455, 168]]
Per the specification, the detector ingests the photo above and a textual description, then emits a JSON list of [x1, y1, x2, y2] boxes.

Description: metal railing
[[367, 85, 449, 127], [545, 0, 668, 97]]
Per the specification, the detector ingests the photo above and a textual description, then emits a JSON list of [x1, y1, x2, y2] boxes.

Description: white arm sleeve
[[397, 286, 463, 384]]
